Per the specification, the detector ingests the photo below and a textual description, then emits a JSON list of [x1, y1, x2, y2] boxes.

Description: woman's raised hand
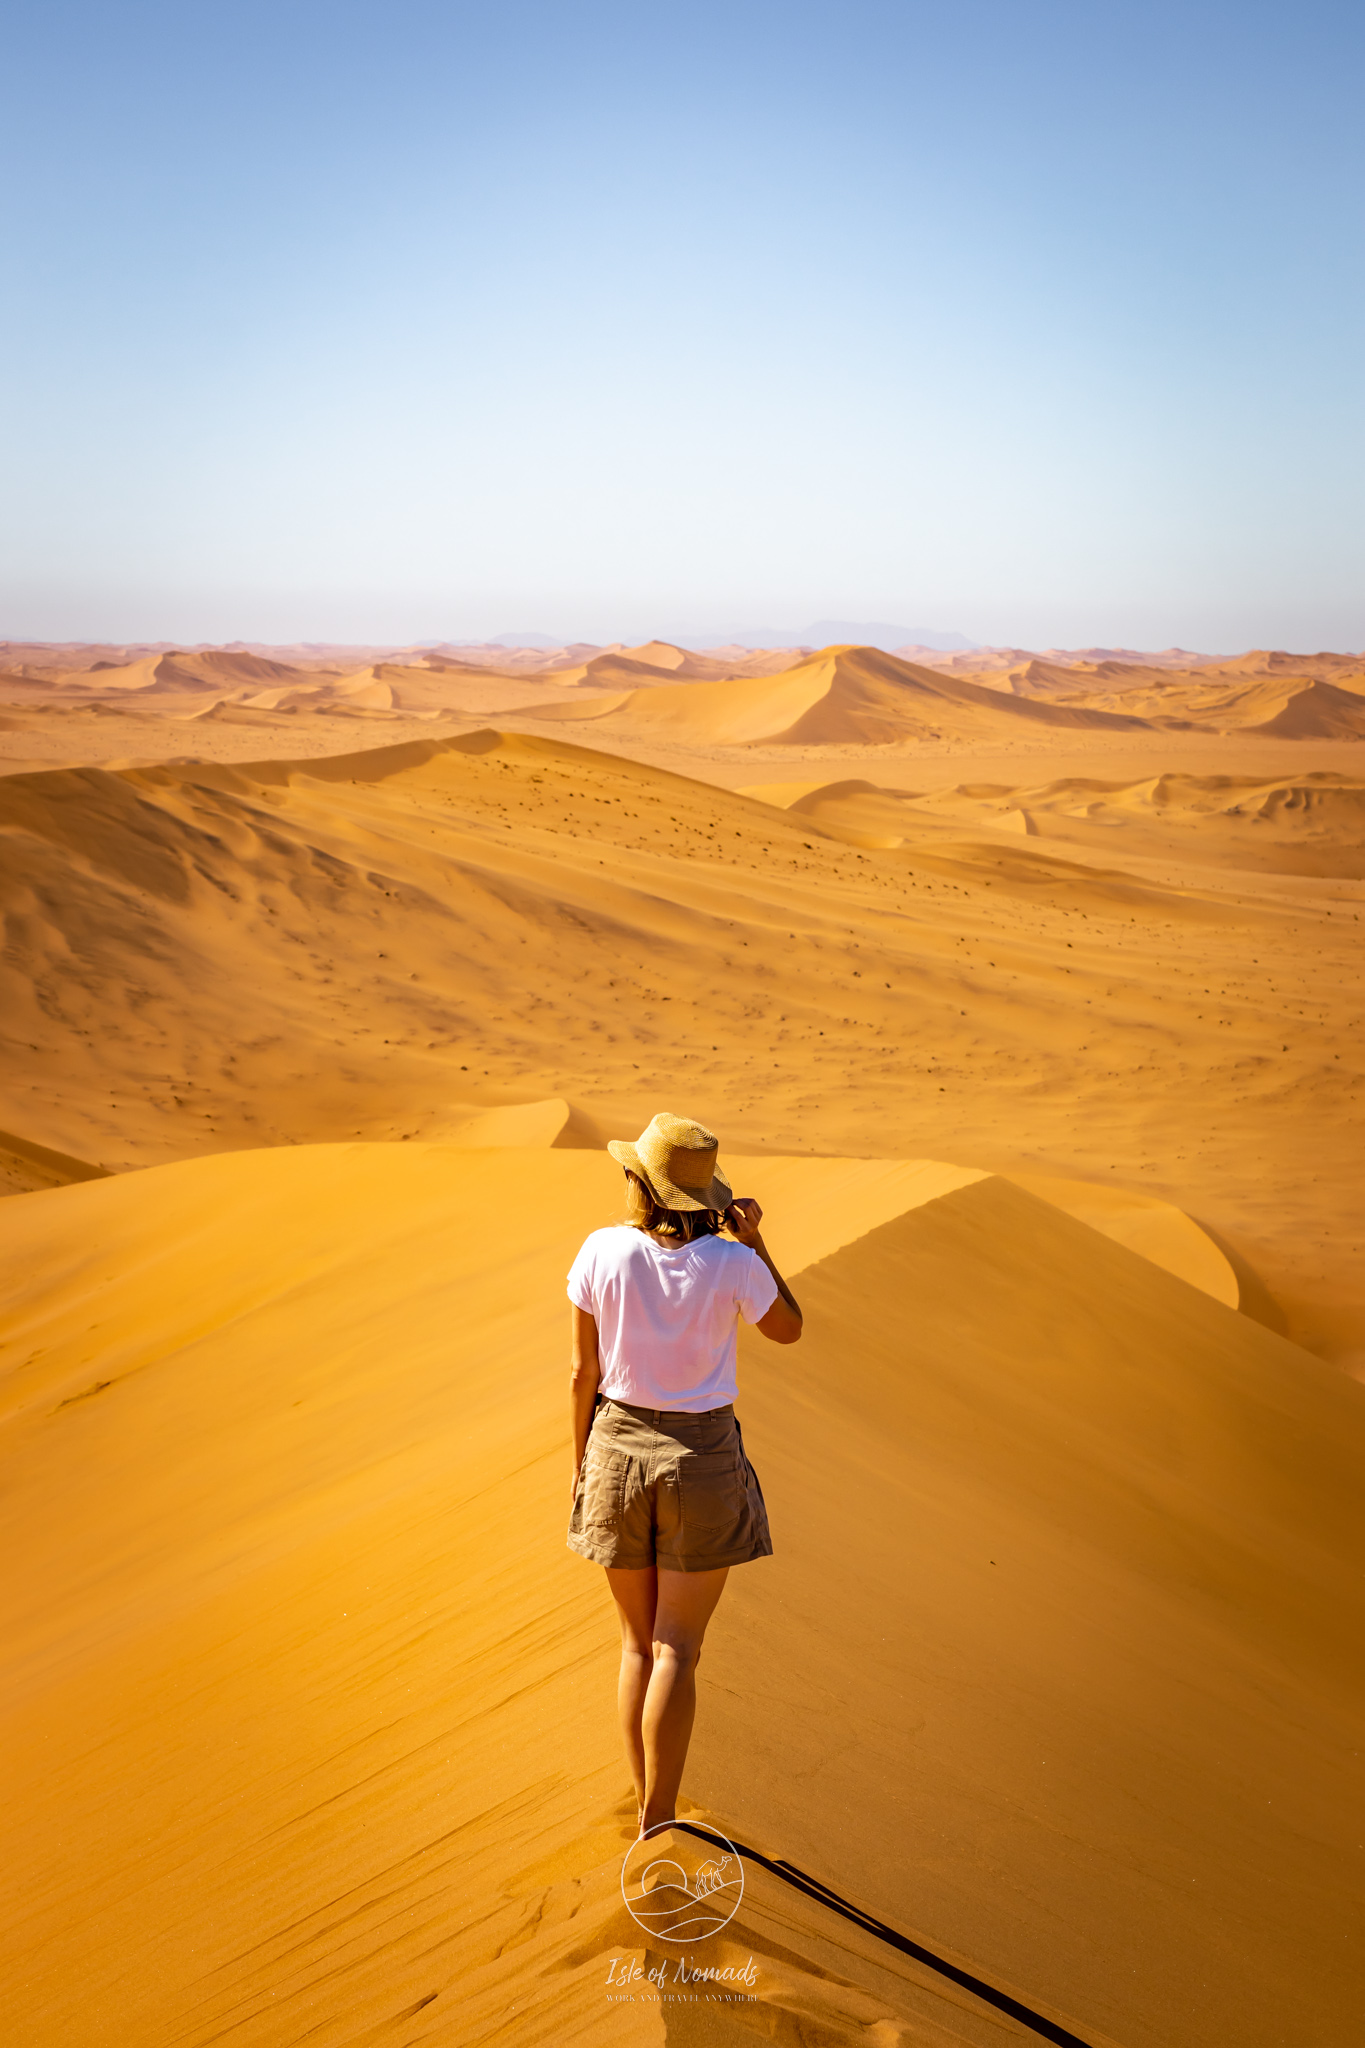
[[724, 1197, 764, 1246]]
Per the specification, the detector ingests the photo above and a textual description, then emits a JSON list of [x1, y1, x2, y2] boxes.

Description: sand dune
[[6, 642, 1361, 774], [2, 723, 1360, 1372], [908, 651, 1365, 740], [233, 659, 582, 719], [528, 645, 1155, 747], [909, 644, 1225, 675], [1204, 648, 1365, 680], [1246, 676, 1365, 737], [546, 640, 804, 688], [0, 641, 804, 738], [1004, 1169, 1237, 1302], [714, 1171, 1365, 2048], [3, 630, 1363, 2047], [754, 768, 1365, 878], [913, 644, 1365, 681], [38, 649, 328, 696], [2, 1142, 1360, 2046]]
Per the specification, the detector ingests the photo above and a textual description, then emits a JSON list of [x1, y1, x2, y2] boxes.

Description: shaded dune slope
[[1246, 677, 1365, 738], [713, 1181, 1365, 2048], [531, 646, 1155, 746], [2, 1147, 1360, 2045]]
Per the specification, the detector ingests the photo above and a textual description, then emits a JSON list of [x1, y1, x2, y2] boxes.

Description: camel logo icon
[[620, 1820, 745, 1943]]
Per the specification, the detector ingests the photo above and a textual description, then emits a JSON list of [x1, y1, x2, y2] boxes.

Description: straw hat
[[607, 1112, 733, 1213]]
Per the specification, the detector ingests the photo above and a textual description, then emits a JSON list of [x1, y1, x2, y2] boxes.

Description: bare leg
[[605, 1566, 658, 1816], [640, 1567, 729, 1833]]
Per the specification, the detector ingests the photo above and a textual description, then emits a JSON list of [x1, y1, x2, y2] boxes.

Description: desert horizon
[[5, 0, 1363, 2040], [4, 619, 1363, 2043]]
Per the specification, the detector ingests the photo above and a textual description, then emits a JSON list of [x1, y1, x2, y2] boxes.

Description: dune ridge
[[2, 1143, 1360, 2045], [4, 640, 1363, 785], [4, 630, 1363, 2046]]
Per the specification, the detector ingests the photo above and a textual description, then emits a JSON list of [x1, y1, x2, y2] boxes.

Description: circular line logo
[[620, 1820, 744, 1944]]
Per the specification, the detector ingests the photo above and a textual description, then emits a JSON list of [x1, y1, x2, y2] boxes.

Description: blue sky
[[3, 0, 1361, 650]]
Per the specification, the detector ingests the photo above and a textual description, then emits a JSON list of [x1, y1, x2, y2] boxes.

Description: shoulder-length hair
[[623, 1169, 724, 1244]]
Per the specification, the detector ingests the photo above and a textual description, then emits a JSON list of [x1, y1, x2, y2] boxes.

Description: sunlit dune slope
[[2, 725, 1361, 1369], [38, 649, 330, 696], [757, 768, 1365, 878], [2, 1145, 1360, 2047], [235, 659, 593, 719], [1006, 1168, 1237, 1302], [956, 657, 1365, 735], [544, 639, 802, 689], [529, 645, 1155, 745]]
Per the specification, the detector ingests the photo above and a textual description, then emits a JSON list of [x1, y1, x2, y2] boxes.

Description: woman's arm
[[725, 1198, 803, 1344], [569, 1304, 602, 1499]]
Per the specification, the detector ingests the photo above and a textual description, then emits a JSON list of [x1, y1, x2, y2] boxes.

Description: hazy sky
[[3, 0, 1361, 650]]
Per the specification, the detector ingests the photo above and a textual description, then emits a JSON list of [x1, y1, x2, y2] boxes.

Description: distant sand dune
[[2, 724, 1360, 1371], [1246, 677, 1365, 738], [4, 641, 1361, 778], [2, 636, 1363, 2044], [528, 645, 1156, 748], [40, 649, 329, 696], [749, 768, 1365, 878]]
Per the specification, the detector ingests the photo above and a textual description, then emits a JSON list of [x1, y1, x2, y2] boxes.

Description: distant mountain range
[[486, 622, 976, 653], [722, 621, 976, 652]]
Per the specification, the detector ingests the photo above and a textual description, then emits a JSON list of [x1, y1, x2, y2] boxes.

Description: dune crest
[[3, 617, 1363, 2044], [2, 1143, 1360, 2046], [536, 644, 1157, 749]]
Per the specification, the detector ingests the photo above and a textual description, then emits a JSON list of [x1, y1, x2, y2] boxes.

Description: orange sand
[[3, 1145, 1362, 2046], [2, 640, 1363, 2044], [2, 720, 1360, 1367]]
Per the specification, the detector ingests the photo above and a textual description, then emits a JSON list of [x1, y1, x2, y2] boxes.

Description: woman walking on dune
[[566, 1113, 802, 1838]]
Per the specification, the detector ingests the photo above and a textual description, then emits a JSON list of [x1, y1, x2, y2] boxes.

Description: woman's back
[[568, 1223, 776, 1412]]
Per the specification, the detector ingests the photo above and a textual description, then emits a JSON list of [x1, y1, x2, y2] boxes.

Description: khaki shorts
[[567, 1399, 773, 1573]]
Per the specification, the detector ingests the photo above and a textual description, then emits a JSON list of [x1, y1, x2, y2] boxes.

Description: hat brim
[[608, 1138, 733, 1213]]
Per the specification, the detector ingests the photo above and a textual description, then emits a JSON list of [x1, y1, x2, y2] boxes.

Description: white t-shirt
[[567, 1225, 779, 1413]]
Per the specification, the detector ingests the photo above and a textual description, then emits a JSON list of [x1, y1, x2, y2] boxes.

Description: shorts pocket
[[677, 1445, 750, 1546], [576, 1442, 630, 1535]]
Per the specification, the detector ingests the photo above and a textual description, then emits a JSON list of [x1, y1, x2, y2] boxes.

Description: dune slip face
[[707, 1176, 1365, 2048], [3, 1145, 1361, 2046], [519, 642, 1365, 749], [1, 721, 1361, 1370]]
